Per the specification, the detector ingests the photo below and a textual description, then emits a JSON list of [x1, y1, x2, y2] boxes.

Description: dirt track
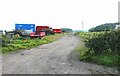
[[2, 35, 118, 74]]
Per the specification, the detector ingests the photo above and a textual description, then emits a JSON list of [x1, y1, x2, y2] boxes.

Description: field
[[75, 30, 120, 67], [2, 34, 64, 54]]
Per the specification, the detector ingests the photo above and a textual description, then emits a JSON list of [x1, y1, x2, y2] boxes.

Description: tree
[[89, 22, 118, 32]]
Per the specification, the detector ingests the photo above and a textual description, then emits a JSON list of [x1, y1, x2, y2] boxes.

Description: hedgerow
[[76, 29, 120, 67], [86, 30, 120, 53]]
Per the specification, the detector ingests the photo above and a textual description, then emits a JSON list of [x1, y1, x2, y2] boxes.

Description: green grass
[[90, 53, 119, 67], [77, 46, 119, 67], [75, 31, 119, 67], [2, 34, 64, 54]]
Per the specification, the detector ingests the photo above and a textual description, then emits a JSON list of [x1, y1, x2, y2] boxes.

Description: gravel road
[[2, 35, 118, 74]]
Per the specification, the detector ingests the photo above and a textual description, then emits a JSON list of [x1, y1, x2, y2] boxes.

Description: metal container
[[53, 29, 61, 33], [15, 24, 35, 32]]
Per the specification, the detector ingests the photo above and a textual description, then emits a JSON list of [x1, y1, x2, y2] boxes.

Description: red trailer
[[30, 26, 55, 39], [53, 29, 61, 33], [36, 26, 54, 36], [36, 26, 49, 31], [29, 26, 48, 39], [30, 32, 45, 39]]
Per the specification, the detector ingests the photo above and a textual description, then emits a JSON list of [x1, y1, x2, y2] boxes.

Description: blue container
[[15, 24, 35, 32]]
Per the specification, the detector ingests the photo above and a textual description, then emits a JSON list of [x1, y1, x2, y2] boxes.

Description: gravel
[[2, 34, 119, 74]]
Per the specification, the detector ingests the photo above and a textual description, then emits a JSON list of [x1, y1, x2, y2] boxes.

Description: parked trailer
[[4, 24, 62, 39], [14, 24, 35, 37], [30, 32, 45, 39], [14, 24, 54, 38], [36, 26, 49, 32], [36, 26, 54, 36], [29, 26, 50, 39], [53, 29, 61, 33]]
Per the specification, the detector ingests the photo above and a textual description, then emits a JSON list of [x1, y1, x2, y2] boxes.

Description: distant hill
[[89, 22, 119, 32]]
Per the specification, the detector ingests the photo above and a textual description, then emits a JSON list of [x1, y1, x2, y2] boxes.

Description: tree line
[[89, 22, 120, 32]]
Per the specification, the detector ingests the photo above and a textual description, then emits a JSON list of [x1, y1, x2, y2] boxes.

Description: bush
[[85, 30, 120, 53], [76, 30, 120, 67]]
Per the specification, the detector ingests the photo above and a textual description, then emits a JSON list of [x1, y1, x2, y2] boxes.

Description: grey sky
[[0, 0, 119, 31]]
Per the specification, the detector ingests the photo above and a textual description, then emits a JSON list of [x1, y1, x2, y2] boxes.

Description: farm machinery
[[3, 24, 72, 40], [4, 24, 57, 39]]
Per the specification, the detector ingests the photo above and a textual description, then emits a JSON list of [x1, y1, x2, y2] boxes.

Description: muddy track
[[2, 34, 118, 74]]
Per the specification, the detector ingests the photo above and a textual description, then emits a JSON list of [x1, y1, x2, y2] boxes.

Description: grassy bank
[[2, 34, 63, 54], [75, 30, 120, 67], [78, 46, 119, 67]]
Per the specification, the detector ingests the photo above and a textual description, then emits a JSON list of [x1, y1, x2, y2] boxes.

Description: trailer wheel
[[14, 32, 22, 37], [15, 34, 20, 37]]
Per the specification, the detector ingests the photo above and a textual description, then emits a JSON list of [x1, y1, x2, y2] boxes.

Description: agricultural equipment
[[29, 26, 54, 39], [4, 23, 62, 39], [13, 25, 55, 38], [53, 29, 61, 33], [36, 26, 54, 36], [13, 24, 36, 37], [30, 32, 45, 39], [4, 30, 32, 39], [13, 30, 32, 37]]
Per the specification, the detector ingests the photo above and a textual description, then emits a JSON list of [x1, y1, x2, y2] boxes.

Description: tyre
[[14, 32, 22, 37]]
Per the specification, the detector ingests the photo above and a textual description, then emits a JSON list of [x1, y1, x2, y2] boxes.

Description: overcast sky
[[0, 0, 119, 31]]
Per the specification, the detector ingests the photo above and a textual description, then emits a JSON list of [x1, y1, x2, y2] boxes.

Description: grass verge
[[76, 36, 119, 68], [2, 34, 64, 54]]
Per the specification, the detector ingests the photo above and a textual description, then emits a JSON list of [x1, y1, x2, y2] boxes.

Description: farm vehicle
[[53, 29, 62, 33], [35, 26, 54, 36], [4, 24, 56, 39], [2, 24, 71, 40], [4, 30, 31, 40], [12, 30, 31, 37]]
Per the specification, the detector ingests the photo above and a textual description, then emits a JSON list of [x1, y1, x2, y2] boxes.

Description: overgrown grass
[[75, 30, 120, 67], [89, 53, 119, 67], [78, 47, 119, 67], [2, 34, 63, 54]]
